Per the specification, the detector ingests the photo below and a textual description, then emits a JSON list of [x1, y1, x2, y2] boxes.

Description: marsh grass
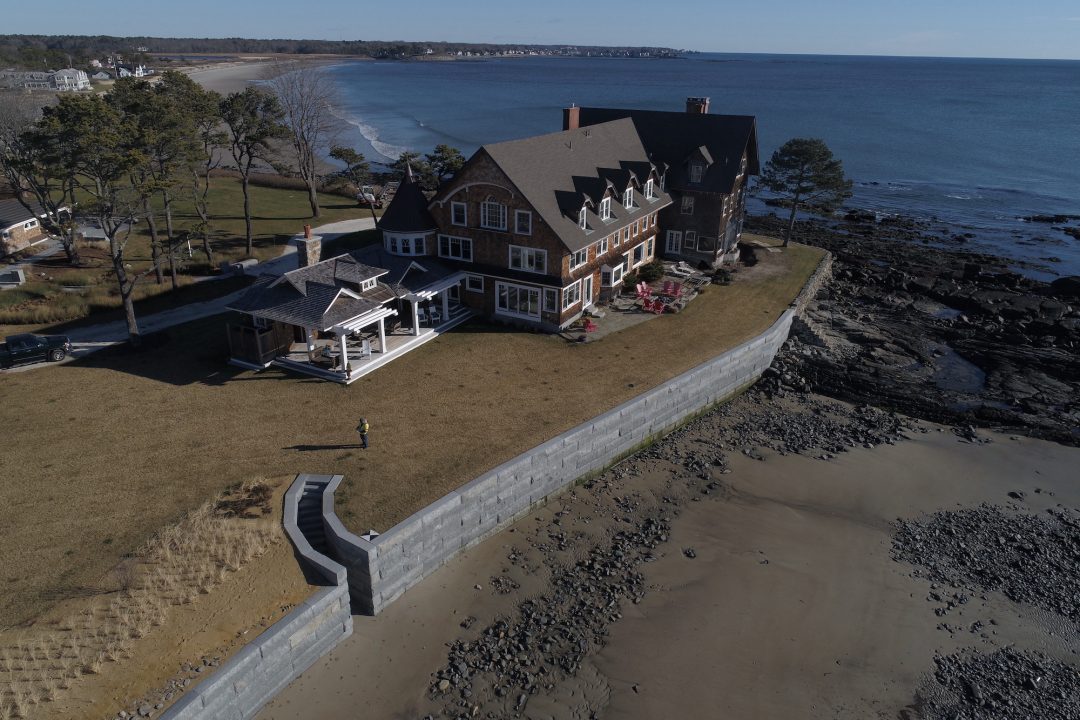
[[0, 480, 281, 718]]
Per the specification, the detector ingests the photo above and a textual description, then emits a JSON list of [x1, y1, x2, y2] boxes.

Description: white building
[[51, 68, 91, 91]]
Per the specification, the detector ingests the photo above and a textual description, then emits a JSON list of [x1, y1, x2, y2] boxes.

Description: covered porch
[[269, 297, 472, 384]]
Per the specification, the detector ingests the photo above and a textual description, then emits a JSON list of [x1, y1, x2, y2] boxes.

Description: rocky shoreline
[[746, 212, 1079, 445]]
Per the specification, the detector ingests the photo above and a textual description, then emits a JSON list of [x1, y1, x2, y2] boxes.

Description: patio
[[561, 261, 715, 342]]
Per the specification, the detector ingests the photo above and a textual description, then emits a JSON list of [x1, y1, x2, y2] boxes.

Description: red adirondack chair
[[635, 281, 651, 300], [583, 318, 599, 333], [661, 280, 674, 296]]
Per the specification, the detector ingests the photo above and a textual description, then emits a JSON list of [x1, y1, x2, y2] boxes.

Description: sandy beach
[[181, 61, 275, 93], [256, 391, 1080, 720]]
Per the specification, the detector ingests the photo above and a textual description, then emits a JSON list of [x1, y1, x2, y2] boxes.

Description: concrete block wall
[[161, 475, 353, 720]]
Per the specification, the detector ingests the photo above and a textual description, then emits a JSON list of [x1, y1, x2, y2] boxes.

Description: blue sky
[[7, 0, 1080, 60]]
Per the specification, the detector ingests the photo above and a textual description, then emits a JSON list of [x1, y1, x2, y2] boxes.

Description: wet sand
[[258, 403, 1080, 720]]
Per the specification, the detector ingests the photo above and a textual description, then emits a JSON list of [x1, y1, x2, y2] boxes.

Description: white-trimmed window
[[622, 226, 630, 244], [644, 179, 655, 200], [509, 245, 547, 274], [361, 278, 377, 291], [384, 233, 425, 255], [599, 197, 612, 221], [579, 206, 588, 229], [681, 196, 695, 215], [451, 201, 467, 226], [684, 230, 698, 250], [481, 199, 507, 230], [599, 236, 609, 255], [23, 219, 38, 231], [515, 210, 532, 235], [690, 163, 704, 183], [633, 220, 640, 236], [650, 212, 657, 228], [543, 287, 557, 312], [438, 234, 473, 261], [631, 242, 646, 267], [600, 263, 624, 287], [569, 247, 588, 270], [466, 274, 484, 293], [496, 282, 541, 319], [623, 187, 634, 209], [647, 237, 655, 257], [562, 279, 582, 310]]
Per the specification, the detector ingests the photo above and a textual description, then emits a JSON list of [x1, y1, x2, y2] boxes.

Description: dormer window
[[690, 163, 704, 184], [361, 278, 377, 292], [599, 197, 612, 221], [579, 206, 588, 230], [623, 187, 634, 209], [644, 179, 655, 200], [480, 197, 507, 230]]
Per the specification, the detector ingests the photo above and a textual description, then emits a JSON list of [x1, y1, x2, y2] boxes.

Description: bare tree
[[265, 62, 340, 219]]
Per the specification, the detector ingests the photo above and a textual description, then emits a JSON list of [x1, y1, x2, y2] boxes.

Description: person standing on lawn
[[357, 417, 370, 449]]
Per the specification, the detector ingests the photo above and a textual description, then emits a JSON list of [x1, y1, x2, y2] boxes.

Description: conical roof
[[377, 165, 437, 233]]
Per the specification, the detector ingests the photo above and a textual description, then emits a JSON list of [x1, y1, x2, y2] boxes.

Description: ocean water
[[321, 54, 1080, 276]]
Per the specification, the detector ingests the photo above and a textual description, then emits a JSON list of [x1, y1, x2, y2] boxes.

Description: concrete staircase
[[295, 475, 331, 556]]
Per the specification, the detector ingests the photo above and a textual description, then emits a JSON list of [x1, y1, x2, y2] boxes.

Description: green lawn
[[0, 242, 824, 628]]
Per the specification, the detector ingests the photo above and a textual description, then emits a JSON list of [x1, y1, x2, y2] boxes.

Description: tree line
[[0, 34, 683, 69]]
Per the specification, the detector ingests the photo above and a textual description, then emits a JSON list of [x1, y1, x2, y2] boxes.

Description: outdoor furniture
[[668, 261, 694, 278], [635, 281, 652, 300], [583, 318, 598, 333], [416, 307, 428, 325], [661, 280, 674, 296], [643, 297, 665, 314], [428, 306, 442, 324]]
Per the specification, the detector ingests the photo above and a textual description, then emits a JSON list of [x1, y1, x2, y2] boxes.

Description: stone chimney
[[296, 225, 322, 268], [563, 105, 580, 131], [686, 96, 710, 114]]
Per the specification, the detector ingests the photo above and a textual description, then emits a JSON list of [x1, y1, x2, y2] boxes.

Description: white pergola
[[329, 306, 399, 372], [404, 274, 465, 336]]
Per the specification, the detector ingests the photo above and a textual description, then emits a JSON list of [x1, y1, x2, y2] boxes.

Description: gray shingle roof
[[575, 108, 759, 195], [377, 170, 437, 233], [444, 118, 672, 253], [228, 244, 461, 330], [0, 198, 45, 231]]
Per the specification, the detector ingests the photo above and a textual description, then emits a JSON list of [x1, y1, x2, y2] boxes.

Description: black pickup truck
[[0, 333, 72, 368]]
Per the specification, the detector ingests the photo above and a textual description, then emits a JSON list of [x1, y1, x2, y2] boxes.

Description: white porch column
[[441, 289, 450, 325], [339, 332, 350, 373], [412, 299, 420, 336], [305, 327, 315, 360], [377, 316, 386, 354]]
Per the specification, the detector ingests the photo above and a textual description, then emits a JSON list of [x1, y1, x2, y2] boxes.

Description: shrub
[[637, 260, 665, 283]]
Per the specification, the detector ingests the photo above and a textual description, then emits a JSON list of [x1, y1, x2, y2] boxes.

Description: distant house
[[429, 118, 671, 331], [0, 70, 53, 90], [0, 198, 65, 256], [118, 64, 153, 79], [90, 71, 112, 81], [566, 98, 759, 267], [52, 68, 91, 91]]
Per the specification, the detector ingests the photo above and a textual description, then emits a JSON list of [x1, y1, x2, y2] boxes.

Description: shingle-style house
[[51, 68, 91, 91], [428, 118, 672, 331], [0, 198, 62, 256], [565, 98, 759, 267], [225, 170, 471, 383]]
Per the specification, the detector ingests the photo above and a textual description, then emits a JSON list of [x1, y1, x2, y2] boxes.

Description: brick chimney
[[686, 96, 710, 114], [296, 226, 322, 268], [563, 105, 580, 131]]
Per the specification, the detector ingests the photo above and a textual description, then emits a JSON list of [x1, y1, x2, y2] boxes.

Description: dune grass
[[0, 242, 823, 631]]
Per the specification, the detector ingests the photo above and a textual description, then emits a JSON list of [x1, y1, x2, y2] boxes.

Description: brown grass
[[0, 242, 822, 634], [0, 481, 283, 718]]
